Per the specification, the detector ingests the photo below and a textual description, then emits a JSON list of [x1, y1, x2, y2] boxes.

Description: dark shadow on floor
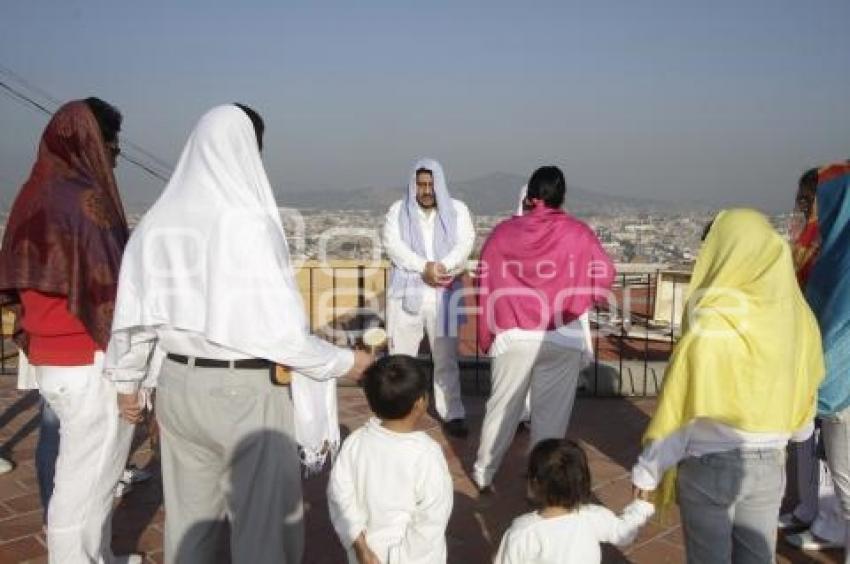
[[170, 429, 302, 563], [0, 389, 38, 429], [0, 413, 39, 460], [111, 424, 162, 559]]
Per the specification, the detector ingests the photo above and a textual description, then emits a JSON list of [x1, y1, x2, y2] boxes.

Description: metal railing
[[0, 263, 690, 397]]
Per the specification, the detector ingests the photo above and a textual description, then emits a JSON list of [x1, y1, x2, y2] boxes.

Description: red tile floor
[[0, 375, 842, 563]]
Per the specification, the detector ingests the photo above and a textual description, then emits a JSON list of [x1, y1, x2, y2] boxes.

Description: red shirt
[[19, 289, 99, 366]]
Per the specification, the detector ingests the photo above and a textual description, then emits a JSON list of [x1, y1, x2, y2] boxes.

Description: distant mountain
[[116, 172, 712, 217], [279, 172, 709, 216]]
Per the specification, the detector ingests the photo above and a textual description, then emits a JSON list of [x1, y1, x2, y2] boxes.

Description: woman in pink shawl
[[472, 165, 614, 492]]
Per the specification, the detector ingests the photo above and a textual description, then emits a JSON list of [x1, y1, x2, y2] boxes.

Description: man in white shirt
[[382, 158, 475, 437], [106, 105, 372, 564]]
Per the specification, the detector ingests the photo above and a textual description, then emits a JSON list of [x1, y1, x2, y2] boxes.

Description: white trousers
[[473, 341, 582, 488], [387, 298, 465, 421], [36, 354, 135, 564]]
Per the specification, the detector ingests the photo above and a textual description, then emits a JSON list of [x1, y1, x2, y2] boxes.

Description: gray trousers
[[157, 358, 304, 564], [821, 405, 850, 563], [677, 449, 785, 564]]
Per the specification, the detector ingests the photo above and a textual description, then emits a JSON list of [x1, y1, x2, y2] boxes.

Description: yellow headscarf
[[644, 209, 824, 508]]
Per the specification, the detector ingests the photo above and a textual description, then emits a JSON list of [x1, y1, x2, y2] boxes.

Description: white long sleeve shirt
[[104, 326, 353, 394], [327, 418, 454, 564], [494, 500, 655, 564], [382, 199, 475, 308], [631, 418, 814, 491]]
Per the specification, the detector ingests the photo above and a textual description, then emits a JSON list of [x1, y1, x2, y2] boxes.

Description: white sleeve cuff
[[440, 257, 460, 275], [113, 380, 141, 395], [631, 463, 660, 491], [331, 348, 355, 379], [623, 498, 655, 520], [412, 256, 428, 274]]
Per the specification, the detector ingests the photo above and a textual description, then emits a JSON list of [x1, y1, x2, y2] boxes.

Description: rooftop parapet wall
[[0, 262, 690, 396]]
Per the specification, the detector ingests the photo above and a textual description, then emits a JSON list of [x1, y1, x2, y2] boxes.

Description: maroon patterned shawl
[[0, 101, 129, 351]]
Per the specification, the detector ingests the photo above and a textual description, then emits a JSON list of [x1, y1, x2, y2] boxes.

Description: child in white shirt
[[328, 355, 454, 564], [495, 438, 654, 564]]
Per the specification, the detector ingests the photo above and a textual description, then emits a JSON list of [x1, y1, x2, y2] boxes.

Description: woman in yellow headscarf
[[630, 209, 824, 563]]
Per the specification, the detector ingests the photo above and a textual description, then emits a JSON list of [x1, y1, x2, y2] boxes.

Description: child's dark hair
[[528, 438, 592, 510], [363, 355, 429, 420]]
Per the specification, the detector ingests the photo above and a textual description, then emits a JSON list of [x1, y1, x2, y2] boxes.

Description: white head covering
[[110, 105, 337, 471], [515, 184, 528, 216], [389, 157, 458, 315]]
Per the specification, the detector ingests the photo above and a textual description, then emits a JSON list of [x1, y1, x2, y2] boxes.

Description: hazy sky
[[1, 0, 848, 211]]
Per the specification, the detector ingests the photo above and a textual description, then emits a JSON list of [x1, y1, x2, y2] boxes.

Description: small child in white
[[495, 439, 654, 564], [328, 355, 454, 564]]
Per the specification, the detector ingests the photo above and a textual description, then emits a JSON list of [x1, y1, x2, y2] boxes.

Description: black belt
[[166, 353, 271, 370]]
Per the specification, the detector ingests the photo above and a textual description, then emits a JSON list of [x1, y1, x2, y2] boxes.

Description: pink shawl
[[476, 204, 614, 353]]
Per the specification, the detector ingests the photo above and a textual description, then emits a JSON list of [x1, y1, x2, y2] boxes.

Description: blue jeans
[[677, 448, 785, 564], [36, 397, 60, 518]]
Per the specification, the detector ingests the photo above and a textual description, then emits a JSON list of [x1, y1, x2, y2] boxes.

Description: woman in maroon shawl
[[0, 99, 140, 563]]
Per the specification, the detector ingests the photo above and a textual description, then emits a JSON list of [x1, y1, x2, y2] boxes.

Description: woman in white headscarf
[[105, 104, 372, 564]]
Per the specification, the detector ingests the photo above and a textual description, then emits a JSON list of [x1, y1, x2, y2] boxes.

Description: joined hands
[[423, 261, 454, 288], [117, 392, 146, 424]]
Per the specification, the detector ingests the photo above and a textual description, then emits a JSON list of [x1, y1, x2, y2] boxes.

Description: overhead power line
[[0, 68, 173, 183], [0, 80, 53, 115]]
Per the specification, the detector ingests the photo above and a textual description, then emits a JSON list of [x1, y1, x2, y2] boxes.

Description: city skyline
[[104, 207, 751, 267]]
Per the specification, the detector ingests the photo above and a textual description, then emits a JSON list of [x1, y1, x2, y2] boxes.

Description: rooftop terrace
[[0, 374, 842, 563], [0, 263, 838, 562]]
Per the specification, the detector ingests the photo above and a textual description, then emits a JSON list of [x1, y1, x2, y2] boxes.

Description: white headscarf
[[110, 104, 337, 471], [515, 184, 528, 216], [389, 158, 458, 315]]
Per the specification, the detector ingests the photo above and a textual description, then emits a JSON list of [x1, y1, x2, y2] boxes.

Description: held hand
[[423, 261, 453, 288], [632, 486, 652, 502], [117, 392, 144, 424], [345, 350, 375, 382], [422, 261, 442, 287], [355, 547, 380, 564], [436, 265, 455, 287], [353, 533, 381, 564]]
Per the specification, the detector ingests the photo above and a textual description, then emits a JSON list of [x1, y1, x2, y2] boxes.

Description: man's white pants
[[388, 298, 465, 421], [473, 341, 582, 489], [36, 354, 135, 564]]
